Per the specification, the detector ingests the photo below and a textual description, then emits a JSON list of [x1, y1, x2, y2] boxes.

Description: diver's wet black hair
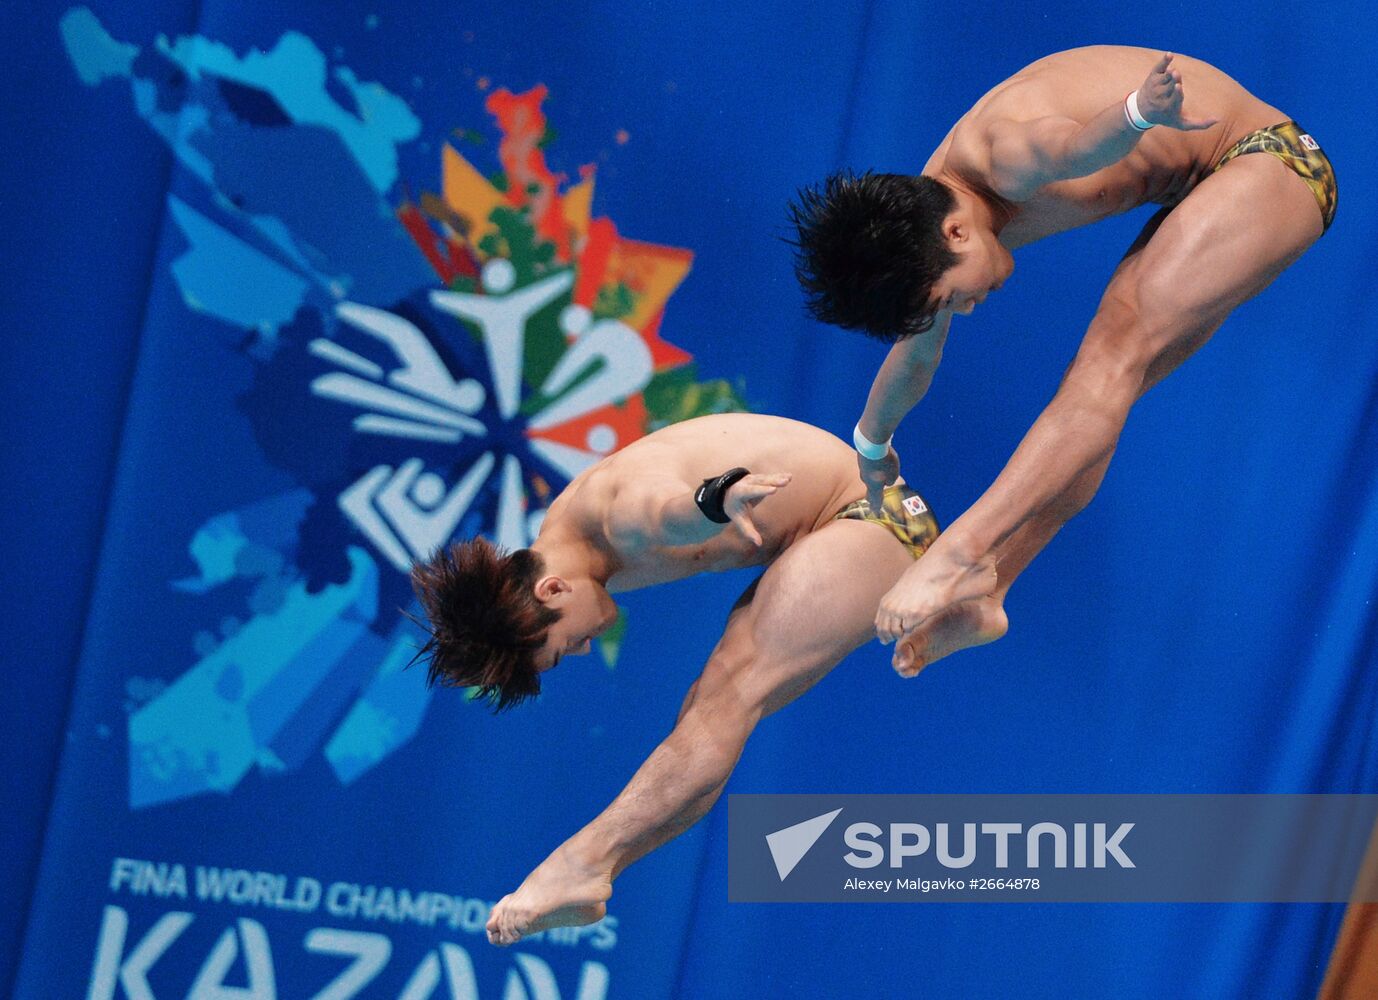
[[788, 170, 958, 341], [409, 539, 559, 711]]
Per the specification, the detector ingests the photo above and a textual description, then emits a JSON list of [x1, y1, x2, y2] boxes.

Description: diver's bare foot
[[875, 543, 999, 645], [486, 846, 612, 947], [893, 598, 1008, 677]]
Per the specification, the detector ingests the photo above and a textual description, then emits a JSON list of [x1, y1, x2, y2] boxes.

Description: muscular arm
[[986, 53, 1216, 200], [857, 314, 950, 443], [606, 470, 790, 551], [604, 474, 727, 551], [986, 106, 1145, 199]]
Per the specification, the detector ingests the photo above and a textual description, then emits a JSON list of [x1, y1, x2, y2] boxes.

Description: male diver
[[789, 46, 1337, 675], [409, 413, 946, 945]]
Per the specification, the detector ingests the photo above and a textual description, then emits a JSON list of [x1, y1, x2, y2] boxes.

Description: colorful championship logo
[[60, 8, 745, 809]]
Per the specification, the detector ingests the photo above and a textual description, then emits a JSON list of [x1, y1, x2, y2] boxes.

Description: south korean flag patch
[[902, 494, 928, 517], [1299, 133, 1320, 151]]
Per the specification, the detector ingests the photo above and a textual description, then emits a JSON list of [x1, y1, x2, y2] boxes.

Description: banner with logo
[[17, 7, 750, 997]]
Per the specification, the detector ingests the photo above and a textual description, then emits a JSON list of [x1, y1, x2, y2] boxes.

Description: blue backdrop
[[4, 3, 1375, 998]]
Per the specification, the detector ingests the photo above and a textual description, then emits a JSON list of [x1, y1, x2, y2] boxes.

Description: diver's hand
[[859, 447, 901, 510], [1135, 53, 1219, 131], [724, 473, 792, 547]]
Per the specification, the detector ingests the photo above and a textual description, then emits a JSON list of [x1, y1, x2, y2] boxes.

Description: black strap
[[694, 467, 751, 524]]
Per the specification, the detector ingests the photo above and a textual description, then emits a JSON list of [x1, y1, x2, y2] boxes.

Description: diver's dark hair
[[408, 538, 559, 711], [787, 170, 959, 341]]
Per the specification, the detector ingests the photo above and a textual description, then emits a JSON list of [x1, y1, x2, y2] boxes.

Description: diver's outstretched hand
[[1136, 53, 1219, 132], [724, 472, 792, 547]]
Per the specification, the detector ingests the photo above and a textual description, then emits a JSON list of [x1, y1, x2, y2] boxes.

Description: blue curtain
[[4, 2, 1374, 997]]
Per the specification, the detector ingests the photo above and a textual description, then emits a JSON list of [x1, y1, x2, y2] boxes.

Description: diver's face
[[535, 580, 618, 673], [932, 227, 1013, 315]]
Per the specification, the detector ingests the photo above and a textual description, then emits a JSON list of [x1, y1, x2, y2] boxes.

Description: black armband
[[694, 467, 751, 524]]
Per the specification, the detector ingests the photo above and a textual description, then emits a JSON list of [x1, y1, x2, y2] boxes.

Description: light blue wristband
[[852, 422, 891, 460]]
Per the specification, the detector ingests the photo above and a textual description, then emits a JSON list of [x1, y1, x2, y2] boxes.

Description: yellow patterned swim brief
[[833, 483, 940, 559], [1210, 120, 1337, 232]]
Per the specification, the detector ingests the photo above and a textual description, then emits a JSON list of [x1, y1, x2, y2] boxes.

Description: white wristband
[[852, 422, 891, 460], [1124, 90, 1153, 131]]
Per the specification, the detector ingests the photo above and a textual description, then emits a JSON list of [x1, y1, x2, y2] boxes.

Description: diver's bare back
[[542, 414, 864, 590], [928, 45, 1289, 245]]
